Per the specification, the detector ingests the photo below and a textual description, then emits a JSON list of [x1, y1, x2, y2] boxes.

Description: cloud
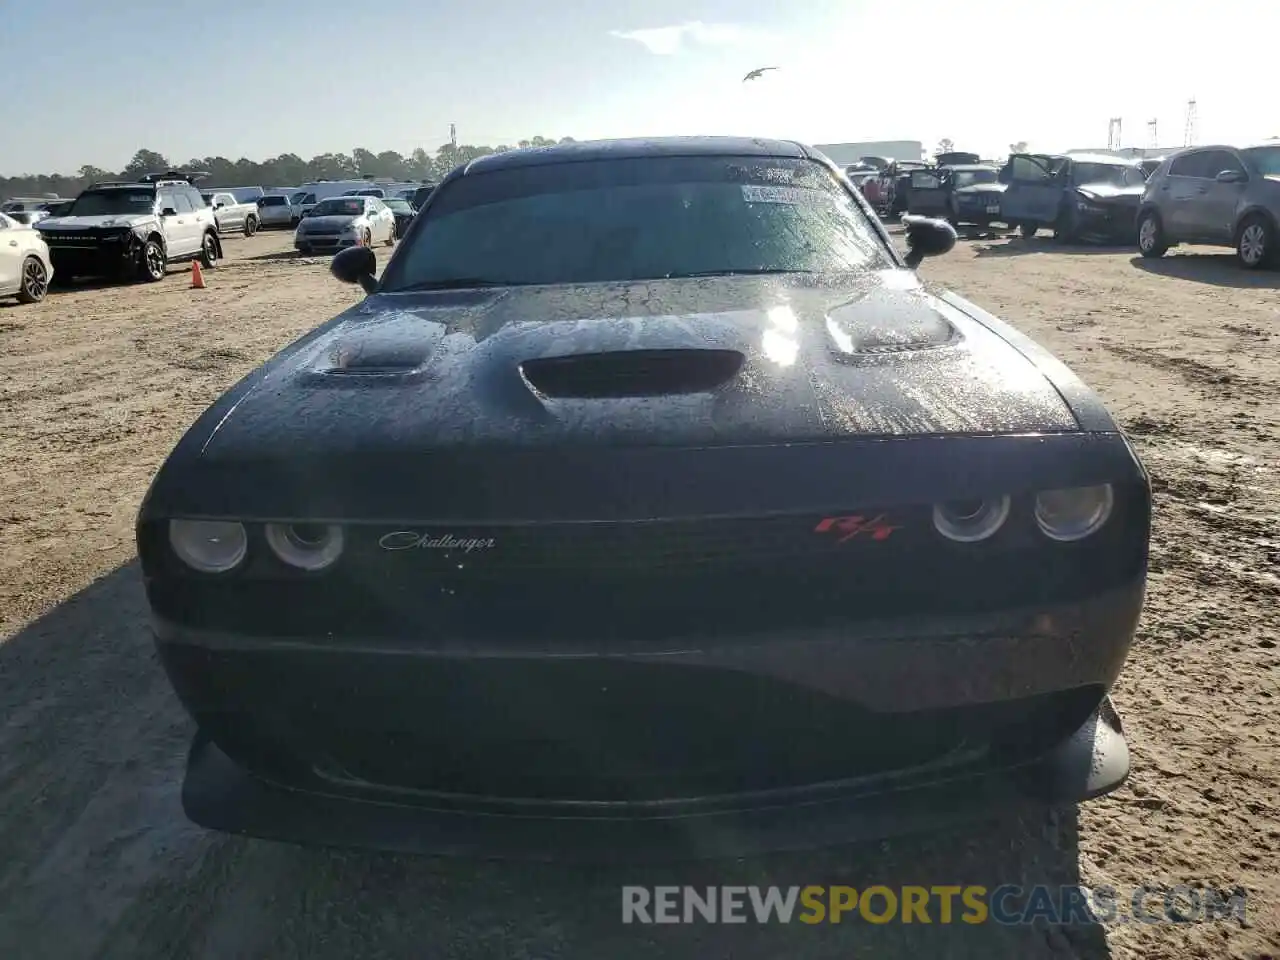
[[609, 21, 757, 56]]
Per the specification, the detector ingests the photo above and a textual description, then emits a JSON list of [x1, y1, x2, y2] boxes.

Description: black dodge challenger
[[138, 136, 1150, 859]]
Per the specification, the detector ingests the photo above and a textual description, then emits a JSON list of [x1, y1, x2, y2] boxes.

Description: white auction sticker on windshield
[[741, 185, 825, 205]]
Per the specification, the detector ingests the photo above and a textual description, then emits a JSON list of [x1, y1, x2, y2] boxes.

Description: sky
[[4, 0, 1276, 176]]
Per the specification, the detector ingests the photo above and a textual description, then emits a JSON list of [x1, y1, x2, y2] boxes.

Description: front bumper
[[259, 211, 295, 227], [954, 199, 1005, 226], [182, 700, 1127, 860], [295, 234, 358, 251], [154, 582, 1141, 859], [44, 238, 136, 277], [1074, 204, 1139, 241]]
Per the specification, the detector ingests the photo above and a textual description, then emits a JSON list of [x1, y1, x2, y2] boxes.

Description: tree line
[[1, 137, 574, 199]]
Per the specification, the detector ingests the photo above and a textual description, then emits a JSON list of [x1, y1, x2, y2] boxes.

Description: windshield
[[1074, 163, 1141, 187], [312, 198, 366, 217], [953, 169, 997, 188], [382, 156, 887, 291], [68, 189, 155, 216], [260, 196, 288, 206], [1242, 146, 1280, 177]]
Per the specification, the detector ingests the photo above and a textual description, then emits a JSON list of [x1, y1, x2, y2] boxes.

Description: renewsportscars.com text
[[621, 885, 1248, 926]]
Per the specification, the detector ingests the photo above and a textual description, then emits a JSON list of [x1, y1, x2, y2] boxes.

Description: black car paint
[[952, 183, 1009, 227], [138, 136, 1149, 857]]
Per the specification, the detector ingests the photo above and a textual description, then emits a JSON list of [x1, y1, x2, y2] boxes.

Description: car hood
[[189, 271, 1079, 462], [954, 183, 1007, 196], [1075, 182, 1146, 203], [37, 213, 154, 230], [300, 214, 359, 230]]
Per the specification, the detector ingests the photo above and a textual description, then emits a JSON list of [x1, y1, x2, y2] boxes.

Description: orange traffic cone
[[191, 260, 206, 289]]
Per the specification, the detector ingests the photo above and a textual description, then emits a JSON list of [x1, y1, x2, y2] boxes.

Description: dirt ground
[[0, 228, 1277, 960]]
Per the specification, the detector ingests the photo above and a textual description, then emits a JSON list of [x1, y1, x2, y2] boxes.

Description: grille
[[145, 497, 1146, 640]]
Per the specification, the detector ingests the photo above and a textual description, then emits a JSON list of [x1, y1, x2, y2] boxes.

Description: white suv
[[36, 174, 223, 283]]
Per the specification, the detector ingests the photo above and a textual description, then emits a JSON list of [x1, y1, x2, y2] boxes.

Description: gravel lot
[[1, 228, 1277, 959]]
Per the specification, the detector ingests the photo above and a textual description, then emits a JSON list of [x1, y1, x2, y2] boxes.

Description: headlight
[[265, 522, 344, 571], [169, 519, 248, 573], [932, 496, 1011, 542], [1034, 484, 1114, 541]]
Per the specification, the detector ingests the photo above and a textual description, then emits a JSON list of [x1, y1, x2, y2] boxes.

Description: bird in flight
[[742, 66, 779, 82]]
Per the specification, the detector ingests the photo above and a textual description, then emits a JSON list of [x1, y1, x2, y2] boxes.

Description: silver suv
[[1136, 142, 1280, 268]]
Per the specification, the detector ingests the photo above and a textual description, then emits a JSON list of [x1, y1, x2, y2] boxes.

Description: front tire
[[385, 223, 396, 247], [1136, 211, 1168, 259], [16, 255, 49, 303], [1236, 213, 1275, 269], [199, 232, 219, 269], [361, 228, 372, 247], [139, 239, 166, 282], [244, 216, 258, 237]]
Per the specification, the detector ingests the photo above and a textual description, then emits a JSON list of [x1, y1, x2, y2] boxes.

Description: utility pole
[[1107, 118, 1123, 151], [449, 123, 457, 148], [1148, 118, 1158, 148], [1183, 98, 1197, 147]]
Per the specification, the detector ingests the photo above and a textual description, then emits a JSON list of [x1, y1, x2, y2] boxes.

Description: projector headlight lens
[[932, 495, 1011, 542], [1034, 484, 1114, 541], [265, 522, 344, 570], [168, 519, 248, 573]]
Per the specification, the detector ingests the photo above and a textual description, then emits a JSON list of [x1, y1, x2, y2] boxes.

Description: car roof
[[462, 136, 809, 175], [1178, 142, 1278, 152], [1068, 153, 1139, 166]]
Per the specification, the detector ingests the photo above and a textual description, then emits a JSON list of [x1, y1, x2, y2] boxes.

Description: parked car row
[[975, 142, 1279, 269], [842, 140, 1279, 270]]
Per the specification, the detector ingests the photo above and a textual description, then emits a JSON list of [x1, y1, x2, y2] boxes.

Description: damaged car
[[907, 163, 1002, 227], [999, 152, 1147, 242], [139, 136, 1149, 860]]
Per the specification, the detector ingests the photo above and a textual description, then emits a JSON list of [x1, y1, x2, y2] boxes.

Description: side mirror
[[331, 245, 378, 294], [1215, 169, 1246, 184], [161, 207, 177, 217], [900, 215, 957, 268], [214, 201, 225, 209]]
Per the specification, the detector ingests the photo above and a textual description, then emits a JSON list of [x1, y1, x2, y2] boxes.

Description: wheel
[[1136, 211, 1168, 259], [361, 228, 372, 247], [138, 239, 166, 282], [244, 215, 258, 237], [1019, 223, 1038, 239], [1235, 213, 1275, 269], [199, 232, 219, 269], [16, 255, 48, 303], [385, 223, 396, 247]]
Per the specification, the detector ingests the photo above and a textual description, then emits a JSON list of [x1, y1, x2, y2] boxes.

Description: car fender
[[936, 290, 1120, 433], [1234, 203, 1278, 236]]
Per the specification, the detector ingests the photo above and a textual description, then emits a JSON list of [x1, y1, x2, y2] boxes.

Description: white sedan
[[0, 213, 53, 303], [293, 196, 397, 255]]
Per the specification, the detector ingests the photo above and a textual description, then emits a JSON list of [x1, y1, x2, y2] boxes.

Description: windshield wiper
[[667, 268, 817, 279], [393, 277, 523, 292]]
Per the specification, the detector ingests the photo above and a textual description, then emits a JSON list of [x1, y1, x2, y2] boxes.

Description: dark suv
[[1136, 143, 1280, 268]]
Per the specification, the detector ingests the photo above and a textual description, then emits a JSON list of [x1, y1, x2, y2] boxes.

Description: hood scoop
[[309, 315, 445, 379], [520, 349, 744, 398], [824, 295, 962, 359]]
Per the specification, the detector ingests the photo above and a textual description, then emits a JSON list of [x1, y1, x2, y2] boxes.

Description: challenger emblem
[[814, 514, 899, 543], [379, 531, 496, 552]]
